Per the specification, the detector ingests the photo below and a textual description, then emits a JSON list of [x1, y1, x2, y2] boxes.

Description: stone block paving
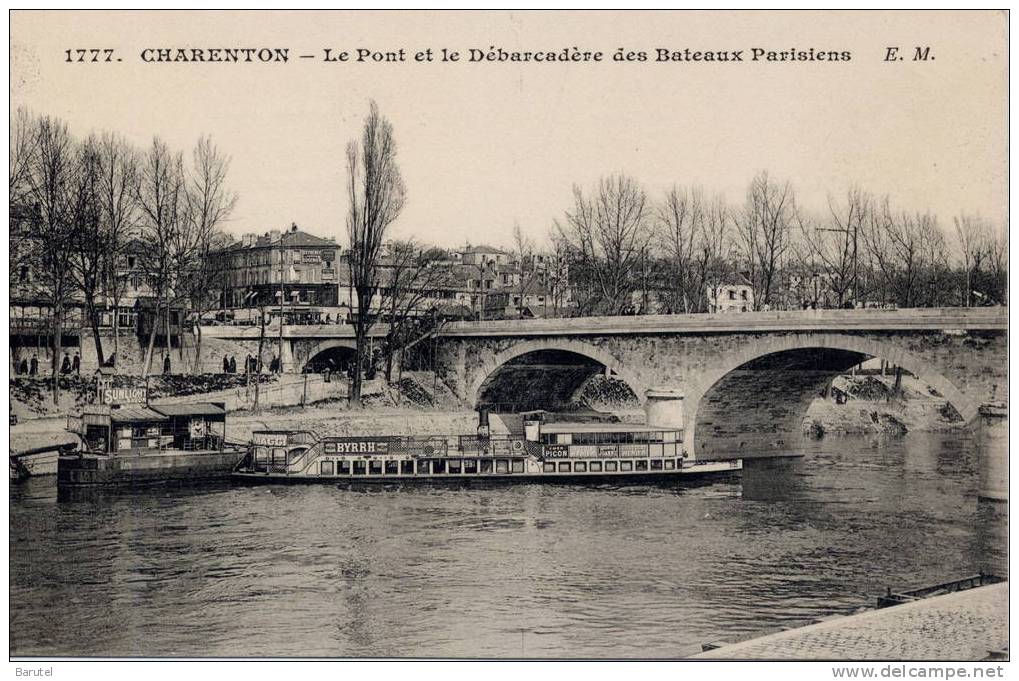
[[694, 583, 1008, 660]]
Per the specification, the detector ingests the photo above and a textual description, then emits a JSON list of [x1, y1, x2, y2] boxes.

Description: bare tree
[[862, 198, 947, 308], [733, 172, 796, 309], [696, 195, 735, 312], [136, 137, 187, 377], [378, 240, 453, 382], [982, 222, 1008, 305], [67, 136, 108, 366], [798, 188, 870, 308], [10, 107, 37, 209], [25, 116, 77, 403], [183, 135, 237, 373], [96, 132, 140, 366], [655, 185, 704, 313], [543, 229, 573, 317], [345, 101, 407, 405], [10, 109, 39, 299], [953, 213, 991, 307], [555, 174, 652, 314]]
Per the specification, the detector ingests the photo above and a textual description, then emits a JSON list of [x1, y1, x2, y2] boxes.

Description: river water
[[9, 430, 1006, 658]]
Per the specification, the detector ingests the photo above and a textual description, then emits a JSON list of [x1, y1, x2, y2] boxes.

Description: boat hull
[[232, 460, 742, 485], [58, 449, 246, 488], [10, 450, 60, 478]]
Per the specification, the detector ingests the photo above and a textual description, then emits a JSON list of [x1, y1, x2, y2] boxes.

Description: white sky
[[10, 10, 1008, 251]]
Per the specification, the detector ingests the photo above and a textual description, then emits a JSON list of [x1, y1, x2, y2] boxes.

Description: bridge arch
[[469, 339, 648, 412], [686, 332, 977, 458], [297, 339, 357, 372]]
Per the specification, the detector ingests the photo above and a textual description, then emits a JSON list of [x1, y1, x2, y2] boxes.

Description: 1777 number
[[64, 49, 119, 62]]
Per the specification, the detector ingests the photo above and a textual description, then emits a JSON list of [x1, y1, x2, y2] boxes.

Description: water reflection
[[10, 430, 1006, 658]]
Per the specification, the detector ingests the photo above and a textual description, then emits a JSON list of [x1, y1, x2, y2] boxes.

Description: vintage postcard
[[8, 9, 1008, 671]]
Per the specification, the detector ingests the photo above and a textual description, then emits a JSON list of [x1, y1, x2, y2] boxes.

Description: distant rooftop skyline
[[11, 11, 1007, 253]]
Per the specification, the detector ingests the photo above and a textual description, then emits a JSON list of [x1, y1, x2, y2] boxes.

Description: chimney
[[291, 222, 299, 233], [242, 233, 257, 248]]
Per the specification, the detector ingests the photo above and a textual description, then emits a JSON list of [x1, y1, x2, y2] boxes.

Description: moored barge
[[58, 402, 246, 488]]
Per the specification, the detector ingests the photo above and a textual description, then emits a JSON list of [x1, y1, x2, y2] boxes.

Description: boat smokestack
[[644, 387, 686, 454], [477, 408, 490, 438]]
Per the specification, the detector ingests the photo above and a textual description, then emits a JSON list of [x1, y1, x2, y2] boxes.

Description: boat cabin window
[[635, 460, 649, 471], [589, 461, 602, 472], [320, 461, 335, 475], [495, 459, 509, 474], [511, 459, 524, 473], [385, 461, 399, 475], [417, 460, 430, 474], [619, 461, 633, 472], [574, 461, 587, 473], [432, 459, 446, 474], [353, 461, 366, 475], [338, 460, 351, 475], [650, 459, 663, 470], [543, 462, 556, 473], [664, 459, 675, 470], [557, 462, 571, 473], [401, 461, 414, 475], [605, 461, 618, 472], [553, 430, 674, 446], [448, 459, 462, 473], [480, 460, 493, 474], [369, 460, 383, 475], [464, 459, 478, 474]]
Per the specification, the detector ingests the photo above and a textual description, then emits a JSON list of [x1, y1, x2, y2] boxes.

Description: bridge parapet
[[440, 307, 1007, 337]]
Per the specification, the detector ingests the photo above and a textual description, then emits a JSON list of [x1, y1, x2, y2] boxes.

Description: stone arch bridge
[[430, 308, 1008, 459]]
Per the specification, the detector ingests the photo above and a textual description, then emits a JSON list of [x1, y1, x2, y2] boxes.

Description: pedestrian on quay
[[18, 358, 28, 375], [163, 354, 171, 374], [72, 351, 81, 374], [29, 354, 38, 376], [229, 355, 237, 374], [223, 355, 230, 373], [60, 353, 71, 375]]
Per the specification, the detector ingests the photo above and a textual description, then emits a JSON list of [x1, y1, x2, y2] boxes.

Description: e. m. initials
[[884, 46, 934, 62]]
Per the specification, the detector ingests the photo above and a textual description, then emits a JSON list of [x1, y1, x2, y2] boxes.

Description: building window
[[740, 290, 748, 300], [729, 290, 736, 300]]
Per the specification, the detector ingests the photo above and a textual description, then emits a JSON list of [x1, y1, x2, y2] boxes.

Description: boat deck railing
[[239, 433, 690, 475]]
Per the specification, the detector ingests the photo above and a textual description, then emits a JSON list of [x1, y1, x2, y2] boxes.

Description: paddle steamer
[[233, 410, 741, 483]]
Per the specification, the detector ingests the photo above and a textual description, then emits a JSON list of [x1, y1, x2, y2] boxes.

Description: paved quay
[[693, 582, 1008, 660]]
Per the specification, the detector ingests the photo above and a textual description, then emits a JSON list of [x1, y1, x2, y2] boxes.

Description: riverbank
[[803, 374, 970, 436], [693, 581, 1008, 660]]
